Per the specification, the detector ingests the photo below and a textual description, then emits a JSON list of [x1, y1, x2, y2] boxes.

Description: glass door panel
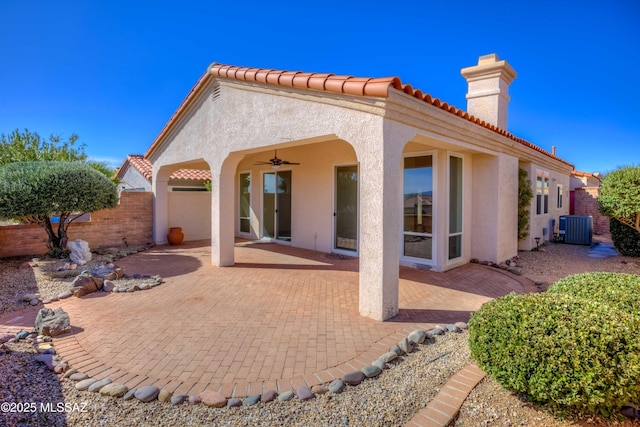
[[448, 156, 463, 259], [239, 173, 251, 233], [276, 170, 292, 241], [403, 155, 433, 260], [335, 165, 358, 252], [263, 171, 291, 241]]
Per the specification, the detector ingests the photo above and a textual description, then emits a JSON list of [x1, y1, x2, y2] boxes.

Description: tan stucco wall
[[147, 75, 572, 319], [519, 162, 571, 251], [168, 191, 212, 241]]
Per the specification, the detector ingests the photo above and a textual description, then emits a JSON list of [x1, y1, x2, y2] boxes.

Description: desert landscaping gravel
[[1, 237, 639, 426]]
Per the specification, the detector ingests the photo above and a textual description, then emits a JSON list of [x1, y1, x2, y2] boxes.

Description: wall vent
[[212, 84, 221, 101]]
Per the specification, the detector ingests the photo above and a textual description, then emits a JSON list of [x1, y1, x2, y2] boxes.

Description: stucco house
[[144, 54, 572, 321], [116, 154, 211, 192]]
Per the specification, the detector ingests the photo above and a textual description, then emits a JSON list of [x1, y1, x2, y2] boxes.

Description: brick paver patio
[[1, 240, 536, 399]]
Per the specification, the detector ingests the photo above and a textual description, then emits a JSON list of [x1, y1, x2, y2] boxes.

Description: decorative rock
[[54, 361, 69, 374], [372, 358, 386, 370], [23, 293, 40, 302], [261, 389, 278, 402], [135, 386, 160, 403], [102, 280, 115, 293], [390, 344, 404, 356], [398, 337, 414, 354], [29, 299, 39, 306], [69, 372, 89, 381], [36, 342, 54, 353], [432, 326, 445, 335], [158, 389, 172, 403], [34, 354, 56, 370], [455, 321, 468, 330], [88, 378, 112, 392], [35, 307, 71, 337], [328, 379, 345, 393], [15, 330, 29, 340], [170, 394, 189, 405], [408, 329, 427, 345], [342, 371, 366, 386], [69, 239, 92, 265], [58, 291, 72, 299], [227, 397, 242, 407], [75, 378, 97, 391], [447, 323, 460, 333], [139, 284, 151, 290], [200, 390, 226, 408], [123, 388, 137, 401], [61, 368, 77, 379], [311, 385, 329, 394], [381, 351, 398, 363], [277, 391, 295, 401], [188, 395, 202, 405], [243, 394, 261, 406], [99, 383, 128, 398], [297, 386, 314, 401], [71, 275, 99, 297], [362, 365, 382, 378]]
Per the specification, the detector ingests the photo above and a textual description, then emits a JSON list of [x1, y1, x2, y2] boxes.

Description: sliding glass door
[[335, 165, 358, 252], [403, 155, 433, 260], [263, 171, 292, 241]]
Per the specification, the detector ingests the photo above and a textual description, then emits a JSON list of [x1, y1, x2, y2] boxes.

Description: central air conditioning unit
[[559, 215, 593, 245]]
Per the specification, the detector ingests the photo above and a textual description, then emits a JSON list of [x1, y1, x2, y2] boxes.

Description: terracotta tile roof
[[147, 62, 573, 168], [118, 155, 211, 182], [571, 170, 601, 180]]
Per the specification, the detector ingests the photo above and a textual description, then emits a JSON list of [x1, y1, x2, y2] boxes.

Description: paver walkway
[[1, 240, 536, 402]]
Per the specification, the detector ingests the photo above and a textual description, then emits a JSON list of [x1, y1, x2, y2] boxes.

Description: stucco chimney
[[461, 54, 517, 129]]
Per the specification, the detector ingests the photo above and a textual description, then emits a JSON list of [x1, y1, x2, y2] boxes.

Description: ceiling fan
[[254, 150, 300, 169]]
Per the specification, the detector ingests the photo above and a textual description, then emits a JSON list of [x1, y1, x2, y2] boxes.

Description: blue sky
[[1, 0, 638, 174]]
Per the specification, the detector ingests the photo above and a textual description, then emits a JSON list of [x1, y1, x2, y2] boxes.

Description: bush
[[469, 292, 640, 416], [547, 272, 640, 315], [610, 218, 640, 257]]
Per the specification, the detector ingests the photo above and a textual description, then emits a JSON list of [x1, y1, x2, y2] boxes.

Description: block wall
[[0, 192, 153, 258], [572, 187, 610, 234]]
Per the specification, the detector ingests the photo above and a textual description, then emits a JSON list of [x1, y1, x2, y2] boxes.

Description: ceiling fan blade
[[254, 161, 273, 165], [282, 161, 300, 165]]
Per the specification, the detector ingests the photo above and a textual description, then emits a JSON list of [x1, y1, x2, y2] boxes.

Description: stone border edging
[[4, 321, 472, 416]]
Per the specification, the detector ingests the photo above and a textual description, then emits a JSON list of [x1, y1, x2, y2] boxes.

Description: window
[[239, 173, 251, 233], [403, 155, 433, 260], [557, 184, 563, 208], [448, 156, 463, 260], [536, 170, 550, 215]]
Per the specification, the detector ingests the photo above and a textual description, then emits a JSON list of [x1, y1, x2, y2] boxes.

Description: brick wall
[[0, 192, 153, 258], [572, 187, 610, 234]]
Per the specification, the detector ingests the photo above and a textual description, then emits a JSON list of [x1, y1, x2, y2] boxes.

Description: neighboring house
[[116, 154, 211, 192], [570, 170, 609, 234], [144, 54, 573, 321]]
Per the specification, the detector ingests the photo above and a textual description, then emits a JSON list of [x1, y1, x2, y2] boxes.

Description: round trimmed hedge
[[469, 292, 640, 415], [547, 272, 640, 316]]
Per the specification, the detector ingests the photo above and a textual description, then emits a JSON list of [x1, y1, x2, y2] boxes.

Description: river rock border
[[3, 321, 469, 409]]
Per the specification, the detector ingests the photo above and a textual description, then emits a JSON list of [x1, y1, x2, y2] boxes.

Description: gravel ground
[[1, 238, 640, 427]]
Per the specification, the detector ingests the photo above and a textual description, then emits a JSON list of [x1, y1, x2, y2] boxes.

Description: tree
[[599, 165, 640, 257], [518, 168, 533, 240], [0, 128, 87, 164], [0, 161, 118, 256], [599, 165, 640, 234], [1, 128, 117, 183]]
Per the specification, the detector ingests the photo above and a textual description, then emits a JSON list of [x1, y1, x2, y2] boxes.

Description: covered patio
[[0, 241, 537, 398]]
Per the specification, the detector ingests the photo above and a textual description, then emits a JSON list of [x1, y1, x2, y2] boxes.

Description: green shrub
[[547, 272, 640, 316], [469, 293, 640, 416], [610, 218, 640, 257]]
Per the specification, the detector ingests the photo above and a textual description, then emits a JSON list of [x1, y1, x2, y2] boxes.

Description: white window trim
[[400, 150, 437, 267], [238, 171, 252, 237], [446, 153, 464, 264]]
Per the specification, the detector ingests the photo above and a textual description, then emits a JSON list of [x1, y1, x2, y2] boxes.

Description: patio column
[[152, 167, 171, 245], [209, 154, 242, 267], [355, 132, 404, 321]]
